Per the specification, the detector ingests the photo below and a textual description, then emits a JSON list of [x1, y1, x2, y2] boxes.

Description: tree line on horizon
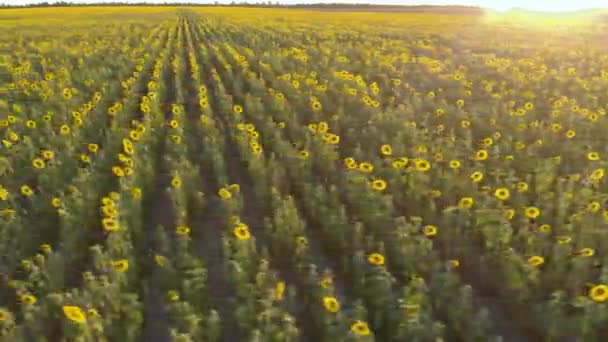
[[0, 2, 484, 11]]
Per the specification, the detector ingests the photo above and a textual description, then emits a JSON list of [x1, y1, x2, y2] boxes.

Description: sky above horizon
[[2, 0, 608, 12]]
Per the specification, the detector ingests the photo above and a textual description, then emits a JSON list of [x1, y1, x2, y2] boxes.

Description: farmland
[[2, 5, 608, 341]]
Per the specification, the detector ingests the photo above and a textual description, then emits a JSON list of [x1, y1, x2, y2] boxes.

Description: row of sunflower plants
[[187, 21, 304, 341], [208, 27, 490, 342], [0, 21, 174, 341]]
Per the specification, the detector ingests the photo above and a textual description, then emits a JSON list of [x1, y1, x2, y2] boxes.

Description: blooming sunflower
[[350, 320, 371, 336], [527, 255, 544, 267], [589, 284, 608, 302], [62, 305, 87, 323], [370, 179, 387, 191], [367, 253, 385, 266], [380, 144, 393, 156], [423, 225, 438, 237], [322, 296, 340, 313], [494, 188, 510, 200], [233, 223, 251, 240], [111, 259, 129, 272]]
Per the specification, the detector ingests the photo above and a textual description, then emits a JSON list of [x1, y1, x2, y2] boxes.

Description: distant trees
[[0, 1, 483, 14]]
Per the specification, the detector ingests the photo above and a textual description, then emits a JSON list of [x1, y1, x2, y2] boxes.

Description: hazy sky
[[2, 0, 608, 12]]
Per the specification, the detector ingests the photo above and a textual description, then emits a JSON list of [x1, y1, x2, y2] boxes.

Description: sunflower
[[470, 171, 483, 182], [494, 188, 510, 200], [25, 120, 36, 129], [21, 294, 37, 305], [367, 253, 385, 266], [62, 88, 72, 100], [251, 145, 263, 155], [32, 158, 45, 169], [556, 235, 572, 244], [168, 134, 181, 144], [298, 150, 310, 160], [112, 166, 125, 177], [101, 218, 119, 232], [140, 103, 151, 113], [358, 162, 374, 173], [176, 226, 191, 236], [129, 130, 141, 141], [319, 276, 333, 289], [449, 160, 461, 169], [380, 144, 393, 156], [20, 185, 33, 197], [59, 125, 70, 135], [590, 168, 605, 181], [275, 281, 286, 300], [566, 130, 576, 138], [122, 139, 134, 155], [517, 182, 529, 192], [458, 197, 474, 209], [324, 133, 340, 145], [101, 205, 117, 219], [167, 290, 180, 302], [392, 159, 406, 169], [587, 152, 600, 161], [168, 120, 179, 129], [218, 188, 232, 200], [527, 256, 544, 267], [538, 224, 552, 233], [111, 259, 129, 272], [415, 159, 431, 171], [587, 201, 601, 213], [220, 185, 237, 196], [80, 154, 91, 164], [233, 104, 243, 114], [87, 308, 100, 319], [475, 149, 488, 161], [589, 284, 608, 302], [525, 207, 541, 219], [101, 197, 114, 206], [41, 149, 55, 160], [87, 143, 99, 153], [40, 244, 52, 254], [370, 179, 387, 191], [233, 224, 251, 240], [131, 188, 142, 199], [0, 309, 10, 321], [423, 225, 437, 237], [573, 248, 595, 258], [322, 296, 340, 313], [154, 254, 167, 267], [171, 176, 182, 189], [350, 320, 371, 336], [62, 305, 87, 323]]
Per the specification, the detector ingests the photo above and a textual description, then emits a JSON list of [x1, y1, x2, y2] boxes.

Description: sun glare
[[478, 0, 607, 13]]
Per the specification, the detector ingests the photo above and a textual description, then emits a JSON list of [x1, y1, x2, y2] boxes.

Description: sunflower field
[[1, 5, 608, 341]]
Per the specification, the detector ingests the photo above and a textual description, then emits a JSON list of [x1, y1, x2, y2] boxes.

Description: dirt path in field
[[181, 16, 243, 342], [139, 23, 176, 342]]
